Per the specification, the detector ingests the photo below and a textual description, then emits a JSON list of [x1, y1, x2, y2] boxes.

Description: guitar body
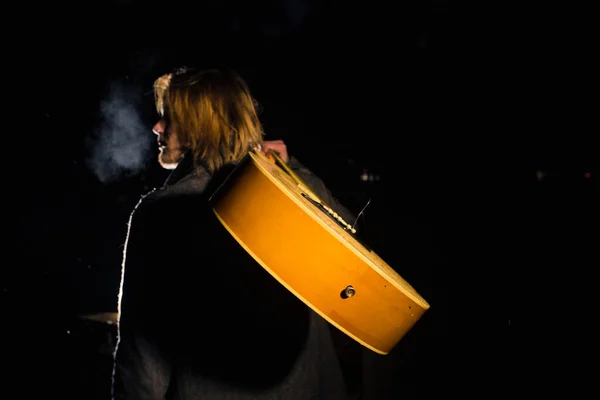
[[211, 151, 430, 355]]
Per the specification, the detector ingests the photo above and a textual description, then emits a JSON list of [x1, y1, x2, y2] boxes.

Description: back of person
[[114, 164, 349, 399]]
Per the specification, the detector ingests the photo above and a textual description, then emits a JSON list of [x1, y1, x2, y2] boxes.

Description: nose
[[152, 120, 165, 136]]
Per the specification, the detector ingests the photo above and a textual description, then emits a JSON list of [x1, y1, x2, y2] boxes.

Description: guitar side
[[210, 152, 430, 355]]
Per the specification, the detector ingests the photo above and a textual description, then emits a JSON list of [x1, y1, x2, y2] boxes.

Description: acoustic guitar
[[210, 149, 430, 355]]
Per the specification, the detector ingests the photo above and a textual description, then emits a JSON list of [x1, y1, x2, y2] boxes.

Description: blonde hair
[[153, 68, 264, 174]]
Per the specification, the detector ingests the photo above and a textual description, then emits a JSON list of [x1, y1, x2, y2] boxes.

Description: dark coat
[[112, 152, 359, 399]]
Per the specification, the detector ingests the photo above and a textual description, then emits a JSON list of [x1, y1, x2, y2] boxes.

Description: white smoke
[[86, 81, 153, 184]]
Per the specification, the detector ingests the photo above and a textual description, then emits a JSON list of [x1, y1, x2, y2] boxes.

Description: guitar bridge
[[301, 193, 370, 251]]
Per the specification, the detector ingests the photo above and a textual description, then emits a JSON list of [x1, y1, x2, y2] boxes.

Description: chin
[[158, 154, 180, 170]]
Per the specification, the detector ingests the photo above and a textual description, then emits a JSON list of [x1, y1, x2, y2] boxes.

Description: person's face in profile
[[152, 118, 185, 170]]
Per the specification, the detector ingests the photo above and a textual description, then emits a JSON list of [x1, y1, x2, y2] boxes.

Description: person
[[111, 67, 362, 399]]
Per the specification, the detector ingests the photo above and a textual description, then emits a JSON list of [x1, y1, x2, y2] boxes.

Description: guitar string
[[353, 197, 372, 231]]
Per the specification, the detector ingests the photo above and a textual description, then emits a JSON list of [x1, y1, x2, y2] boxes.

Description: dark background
[[5, 1, 597, 399]]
